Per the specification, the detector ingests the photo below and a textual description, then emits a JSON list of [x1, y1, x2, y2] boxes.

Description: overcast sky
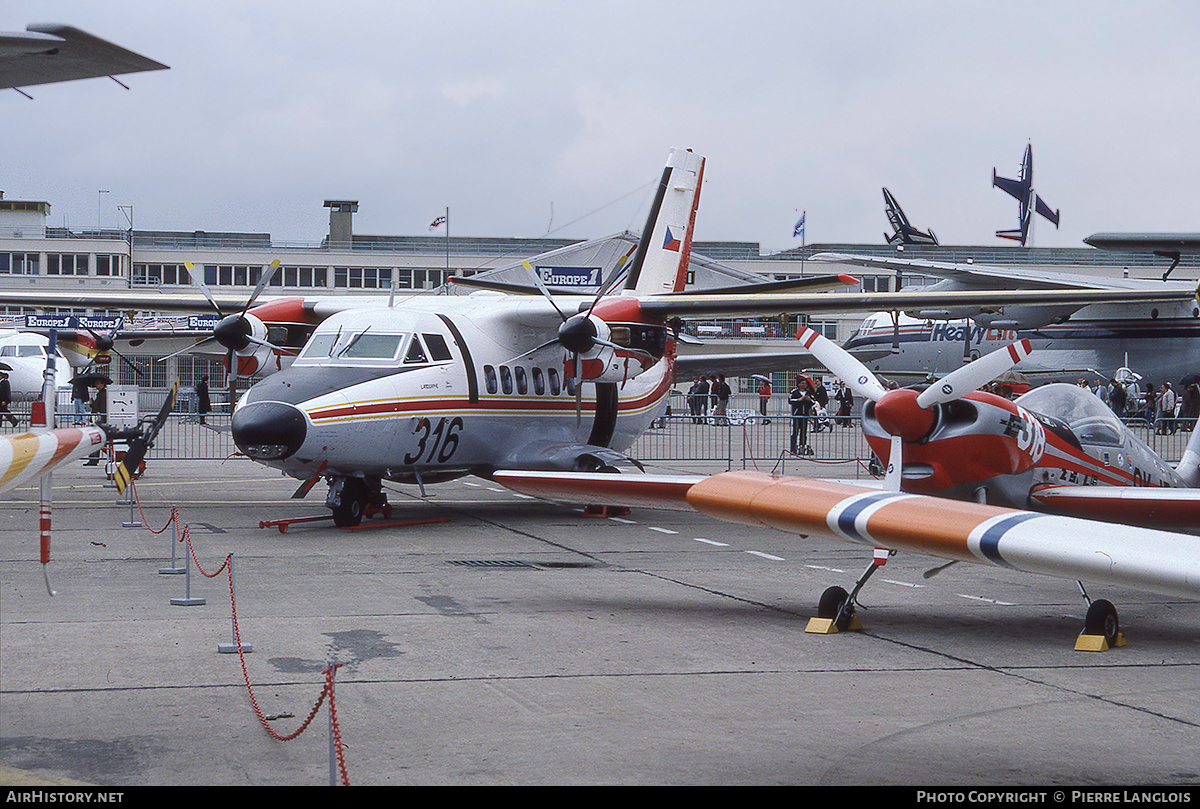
[[6, 1, 1200, 253]]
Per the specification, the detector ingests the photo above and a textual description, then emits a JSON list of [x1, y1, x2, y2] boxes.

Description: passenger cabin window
[[515, 366, 527, 395], [484, 365, 498, 394], [532, 367, 545, 395], [499, 365, 513, 394]]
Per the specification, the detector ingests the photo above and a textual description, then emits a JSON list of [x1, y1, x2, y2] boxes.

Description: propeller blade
[[882, 434, 903, 492], [183, 261, 226, 316], [155, 336, 217, 362], [574, 354, 583, 426], [114, 380, 178, 494], [796, 327, 889, 403], [519, 260, 568, 322], [243, 259, 281, 314], [915, 339, 1032, 408]]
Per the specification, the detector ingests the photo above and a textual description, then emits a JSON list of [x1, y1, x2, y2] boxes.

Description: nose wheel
[[328, 476, 392, 528]]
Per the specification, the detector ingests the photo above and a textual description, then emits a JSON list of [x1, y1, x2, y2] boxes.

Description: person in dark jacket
[[196, 375, 212, 424], [789, 375, 815, 455], [0, 372, 17, 427]]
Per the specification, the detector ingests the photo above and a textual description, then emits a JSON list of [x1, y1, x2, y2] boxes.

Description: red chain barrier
[[128, 492, 352, 785]]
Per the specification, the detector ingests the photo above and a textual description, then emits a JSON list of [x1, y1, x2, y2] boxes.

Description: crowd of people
[[681, 370, 1199, 459]]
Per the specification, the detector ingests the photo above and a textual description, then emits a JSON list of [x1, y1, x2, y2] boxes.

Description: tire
[[818, 585, 854, 630], [331, 478, 366, 528], [1084, 599, 1120, 646]]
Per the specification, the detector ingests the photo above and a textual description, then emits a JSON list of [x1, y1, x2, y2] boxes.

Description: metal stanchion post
[[218, 554, 252, 653], [170, 528, 205, 606], [159, 507, 185, 575]]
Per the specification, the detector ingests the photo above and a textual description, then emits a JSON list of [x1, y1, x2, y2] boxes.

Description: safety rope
[[127, 485, 351, 785]]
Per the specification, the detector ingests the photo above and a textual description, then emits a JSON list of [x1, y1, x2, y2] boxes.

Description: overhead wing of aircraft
[[1085, 232, 1200, 281], [493, 468, 1200, 648], [0, 24, 168, 91], [883, 188, 938, 246]]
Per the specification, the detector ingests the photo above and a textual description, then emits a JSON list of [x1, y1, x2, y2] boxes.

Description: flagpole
[[444, 206, 449, 276]]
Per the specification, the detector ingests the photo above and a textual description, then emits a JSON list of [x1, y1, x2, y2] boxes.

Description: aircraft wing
[[674, 350, 818, 381], [992, 174, 1027, 203], [0, 427, 106, 494], [1028, 485, 1200, 534], [493, 469, 1200, 601], [0, 24, 168, 90], [630, 285, 1198, 320], [811, 252, 1187, 292], [1084, 233, 1200, 255]]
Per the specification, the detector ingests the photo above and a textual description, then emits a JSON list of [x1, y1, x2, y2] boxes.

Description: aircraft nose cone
[[232, 402, 307, 461], [873, 388, 935, 442]]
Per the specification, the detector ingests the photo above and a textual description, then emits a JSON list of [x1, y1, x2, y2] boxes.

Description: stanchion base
[[218, 643, 252, 654], [170, 597, 206, 606], [122, 521, 142, 528], [159, 567, 186, 575]]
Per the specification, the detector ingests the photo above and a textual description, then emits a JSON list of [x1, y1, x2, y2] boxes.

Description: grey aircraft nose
[[231, 401, 307, 461]]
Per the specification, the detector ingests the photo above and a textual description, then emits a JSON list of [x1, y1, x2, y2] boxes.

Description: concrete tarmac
[[1, 455, 1199, 787]]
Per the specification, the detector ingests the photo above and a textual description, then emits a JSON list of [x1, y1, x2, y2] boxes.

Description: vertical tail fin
[[624, 148, 705, 296]]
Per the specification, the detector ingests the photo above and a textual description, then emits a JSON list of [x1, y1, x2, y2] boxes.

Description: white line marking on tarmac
[[956, 594, 1016, 605], [805, 565, 846, 573], [693, 538, 728, 546], [608, 517, 636, 524], [883, 578, 925, 588], [648, 527, 678, 534], [746, 551, 784, 561]]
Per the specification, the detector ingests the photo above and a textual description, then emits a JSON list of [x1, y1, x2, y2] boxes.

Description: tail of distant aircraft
[[623, 148, 705, 296]]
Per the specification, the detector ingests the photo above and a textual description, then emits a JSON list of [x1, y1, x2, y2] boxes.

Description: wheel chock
[[805, 615, 863, 634], [1074, 631, 1126, 652], [582, 504, 631, 518]]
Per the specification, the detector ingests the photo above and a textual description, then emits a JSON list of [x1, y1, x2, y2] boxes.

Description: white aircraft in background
[[814, 250, 1200, 385], [0, 330, 73, 401]]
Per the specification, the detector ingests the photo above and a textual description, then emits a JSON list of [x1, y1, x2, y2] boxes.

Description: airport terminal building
[[3, 192, 1197, 393]]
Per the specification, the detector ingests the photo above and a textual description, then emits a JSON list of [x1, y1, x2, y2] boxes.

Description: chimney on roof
[[324, 199, 358, 247]]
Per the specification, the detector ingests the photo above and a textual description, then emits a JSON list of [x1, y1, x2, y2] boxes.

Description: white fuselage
[[232, 295, 672, 483]]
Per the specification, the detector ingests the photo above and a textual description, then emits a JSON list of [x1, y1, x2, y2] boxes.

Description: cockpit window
[[1016, 383, 1126, 447], [300, 333, 338, 359], [422, 333, 453, 361], [403, 335, 428, 364], [340, 333, 403, 360]]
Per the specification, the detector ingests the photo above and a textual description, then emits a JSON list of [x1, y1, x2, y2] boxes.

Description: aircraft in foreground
[[493, 465, 1199, 649], [883, 188, 937, 246], [795, 326, 1200, 532], [993, 143, 1059, 246]]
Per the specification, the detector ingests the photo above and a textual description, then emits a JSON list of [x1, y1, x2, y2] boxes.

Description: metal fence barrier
[[3, 392, 1192, 468]]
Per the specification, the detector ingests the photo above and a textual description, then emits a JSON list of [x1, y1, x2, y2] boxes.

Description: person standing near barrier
[[713, 374, 731, 426], [789, 375, 815, 456], [0, 372, 17, 428], [196, 375, 212, 425], [811, 375, 830, 432], [85, 380, 107, 465], [1155, 382, 1177, 434], [834, 380, 854, 427], [757, 378, 772, 423], [71, 376, 90, 425], [693, 377, 709, 423]]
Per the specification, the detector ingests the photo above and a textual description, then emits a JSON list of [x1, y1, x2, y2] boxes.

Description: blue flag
[[793, 213, 806, 238]]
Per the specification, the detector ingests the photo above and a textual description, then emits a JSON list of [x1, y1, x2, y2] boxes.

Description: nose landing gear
[[327, 476, 392, 528]]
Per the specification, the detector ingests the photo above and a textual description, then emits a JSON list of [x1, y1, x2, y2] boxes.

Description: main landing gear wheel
[[818, 585, 855, 631], [1084, 599, 1120, 648], [331, 478, 367, 528]]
